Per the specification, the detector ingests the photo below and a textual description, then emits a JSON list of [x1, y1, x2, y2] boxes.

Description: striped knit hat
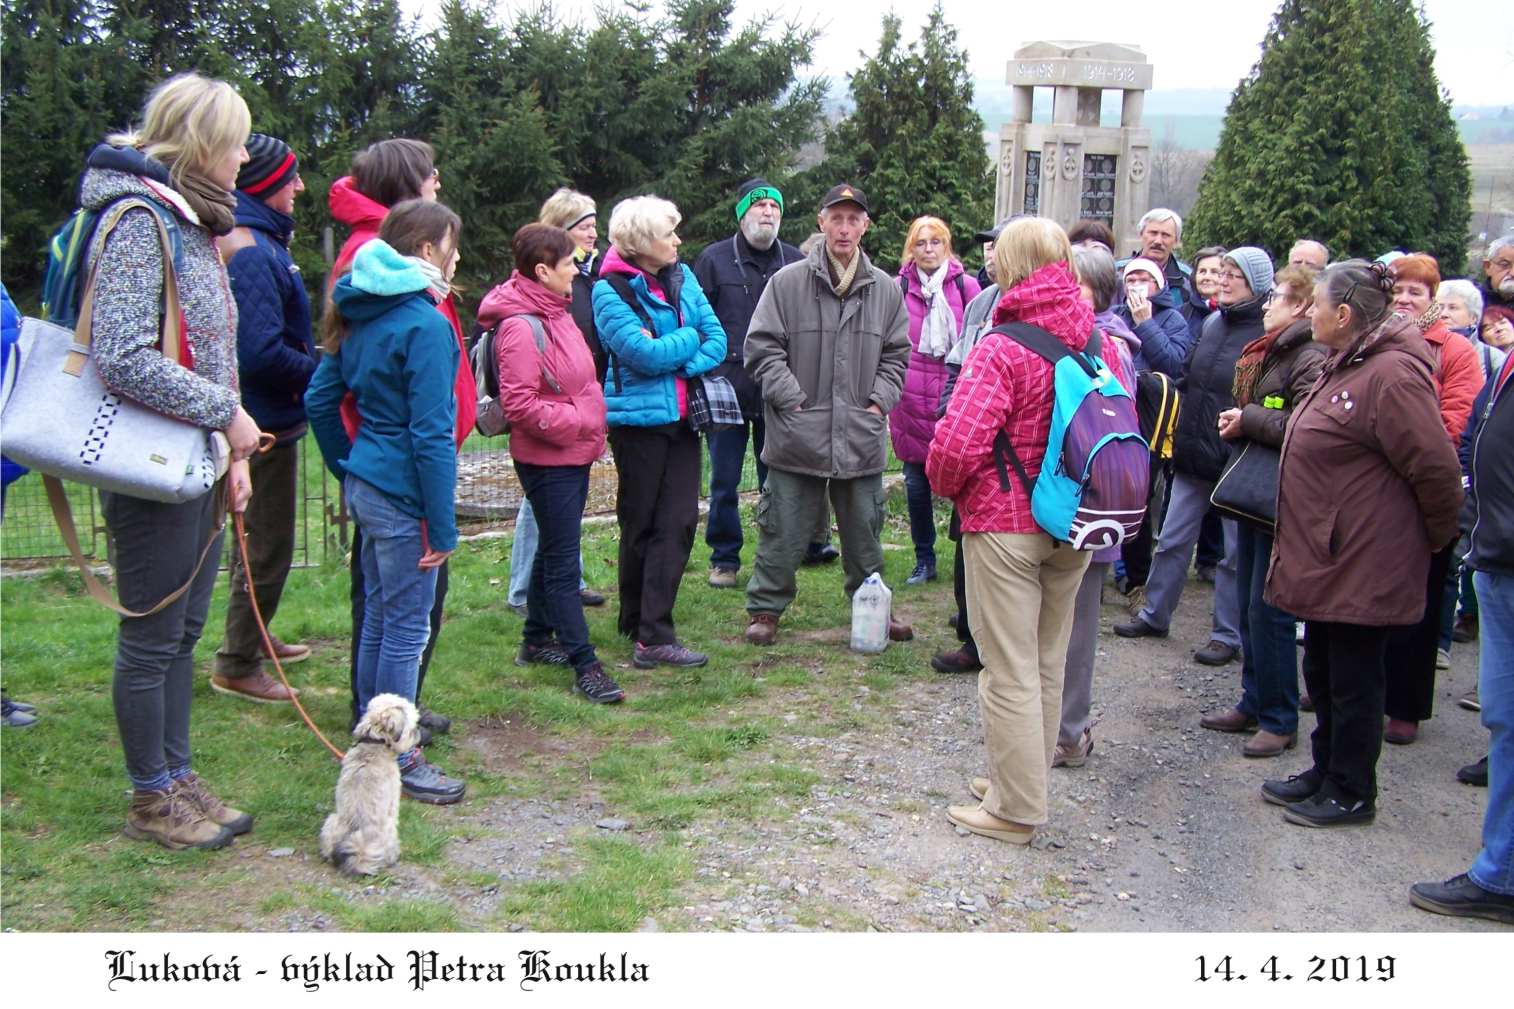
[[237, 134, 298, 197]]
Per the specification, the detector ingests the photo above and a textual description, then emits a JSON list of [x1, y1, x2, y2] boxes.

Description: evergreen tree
[[1186, 0, 1470, 267], [801, 4, 992, 270]]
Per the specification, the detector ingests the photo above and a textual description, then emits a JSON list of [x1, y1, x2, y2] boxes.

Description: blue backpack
[[41, 197, 183, 328], [989, 323, 1148, 550]]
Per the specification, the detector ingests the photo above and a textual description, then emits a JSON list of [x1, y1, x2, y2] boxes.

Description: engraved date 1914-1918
[[1196, 955, 1396, 983]]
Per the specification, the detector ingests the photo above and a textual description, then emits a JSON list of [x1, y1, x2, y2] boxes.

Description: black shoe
[[1113, 616, 1167, 639], [1261, 769, 1323, 807], [516, 640, 571, 667], [1409, 873, 1514, 925], [1282, 793, 1375, 828], [947, 612, 960, 631], [1457, 755, 1489, 787], [802, 543, 840, 566], [416, 723, 434, 747], [418, 706, 451, 736], [399, 752, 466, 804], [1195, 564, 1217, 584], [580, 588, 606, 607], [1451, 615, 1478, 643], [1193, 639, 1239, 665], [574, 662, 626, 704], [905, 561, 937, 585]]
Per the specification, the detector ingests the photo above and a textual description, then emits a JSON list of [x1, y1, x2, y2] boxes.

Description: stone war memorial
[[996, 40, 1153, 251]]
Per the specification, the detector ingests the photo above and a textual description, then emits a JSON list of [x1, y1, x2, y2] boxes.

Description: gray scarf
[[174, 170, 238, 236]]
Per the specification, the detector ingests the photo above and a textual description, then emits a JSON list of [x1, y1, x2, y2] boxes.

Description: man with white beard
[[694, 179, 808, 588], [1483, 235, 1514, 317]]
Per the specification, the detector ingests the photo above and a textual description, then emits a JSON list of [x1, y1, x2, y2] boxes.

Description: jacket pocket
[[767, 405, 834, 473], [843, 405, 889, 475]]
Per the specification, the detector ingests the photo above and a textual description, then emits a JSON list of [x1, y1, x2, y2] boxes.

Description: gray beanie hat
[[1223, 246, 1275, 298]]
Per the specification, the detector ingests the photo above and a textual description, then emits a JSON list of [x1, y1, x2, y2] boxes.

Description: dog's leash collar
[[352, 734, 388, 746]]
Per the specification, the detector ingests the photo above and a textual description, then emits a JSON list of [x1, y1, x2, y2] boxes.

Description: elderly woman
[[926, 219, 1126, 844], [592, 196, 726, 669], [1115, 257, 1191, 377], [1263, 261, 1463, 827], [84, 74, 264, 849], [1181, 245, 1227, 343], [1376, 254, 1486, 744], [892, 216, 981, 586], [1207, 265, 1325, 757]]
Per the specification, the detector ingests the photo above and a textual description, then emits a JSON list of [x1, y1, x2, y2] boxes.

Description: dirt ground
[[233, 570, 1500, 935]]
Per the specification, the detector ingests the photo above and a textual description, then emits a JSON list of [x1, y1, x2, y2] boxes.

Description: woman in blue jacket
[[592, 196, 726, 669], [306, 200, 466, 806]]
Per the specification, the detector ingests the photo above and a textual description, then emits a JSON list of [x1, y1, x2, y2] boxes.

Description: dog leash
[[231, 437, 346, 761]]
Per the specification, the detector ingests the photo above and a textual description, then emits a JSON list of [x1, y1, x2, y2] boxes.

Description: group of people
[[28, 70, 1512, 926]]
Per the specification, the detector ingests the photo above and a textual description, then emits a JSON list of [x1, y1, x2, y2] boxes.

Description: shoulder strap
[[954, 272, 966, 303], [985, 322, 1073, 364], [603, 271, 654, 330], [898, 273, 909, 297]]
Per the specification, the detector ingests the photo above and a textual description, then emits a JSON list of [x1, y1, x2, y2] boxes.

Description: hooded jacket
[[692, 230, 802, 419], [890, 258, 981, 465], [926, 262, 1126, 534], [1265, 313, 1463, 625], [1115, 299, 1192, 377], [1173, 295, 1266, 482], [477, 272, 607, 467], [1234, 318, 1326, 448], [590, 248, 726, 428], [744, 244, 911, 479], [305, 240, 459, 552], [1421, 319, 1483, 444], [221, 190, 315, 441], [80, 145, 241, 431]]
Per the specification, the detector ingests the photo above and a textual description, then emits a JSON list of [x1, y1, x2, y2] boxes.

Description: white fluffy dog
[[319, 693, 419, 876]]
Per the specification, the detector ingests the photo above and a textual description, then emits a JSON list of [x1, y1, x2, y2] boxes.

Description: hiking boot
[[946, 804, 1033, 845], [1409, 873, 1514, 926], [708, 566, 738, 589], [1, 693, 36, 713], [1261, 769, 1322, 807], [1243, 729, 1297, 758], [634, 641, 708, 669], [802, 542, 840, 566], [1436, 648, 1452, 671], [1384, 717, 1419, 745], [124, 788, 234, 850], [2, 695, 38, 728], [1282, 793, 1375, 828], [210, 670, 298, 704], [1458, 687, 1480, 712], [1195, 564, 1217, 584], [905, 561, 937, 585], [745, 613, 779, 646], [580, 588, 606, 607], [1194, 639, 1239, 665], [1200, 707, 1258, 733], [888, 619, 914, 642], [574, 662, 626, 704], [515, 639, 571, 667], [172, 772, 253, 835], [1452, 614, 1478, 642], [261, 635, 311, 664], [399, 751, 466, 805], [1113, 616, 1166, 639], [418, 706, 451, 736], [1053, 728, 1094, 768], [1457, 755, 1489, 787], [930, 648, 981, 674]]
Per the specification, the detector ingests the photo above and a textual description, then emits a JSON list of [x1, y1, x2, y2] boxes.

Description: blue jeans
[[902, 461, 936, 567], [1471, 571, 1514, 895], [345, 476, 437, 714], [706, 418, 767, 571], [516, 462, 597, 672], [1234, 523, 1299, 734], [508, 498, 585, 606]]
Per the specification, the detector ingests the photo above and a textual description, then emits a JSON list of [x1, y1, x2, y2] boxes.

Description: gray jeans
[[1137, 472, 1240, 647], [103, 488, 224, 789], [1059, 560, 1109, 747]]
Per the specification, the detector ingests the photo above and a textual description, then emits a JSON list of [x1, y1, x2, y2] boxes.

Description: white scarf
[[917, 261, 956, 359], [406, 255, 451, 301]]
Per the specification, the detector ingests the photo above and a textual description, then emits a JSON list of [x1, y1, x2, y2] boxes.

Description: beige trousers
[[963, 531, 1091, 825]]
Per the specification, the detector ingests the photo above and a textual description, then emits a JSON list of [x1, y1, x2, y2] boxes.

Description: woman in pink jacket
[[479, 224, 620, 704]]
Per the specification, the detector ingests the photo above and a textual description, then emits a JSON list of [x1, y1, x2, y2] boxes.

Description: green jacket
[[743, 244, 910, 479]]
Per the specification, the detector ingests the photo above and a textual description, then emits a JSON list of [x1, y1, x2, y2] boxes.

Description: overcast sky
[[443, 0, 1501, 107]]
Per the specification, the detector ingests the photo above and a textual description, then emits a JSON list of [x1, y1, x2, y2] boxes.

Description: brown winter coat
[[1236, 319, 1327, 448], [1265, 313, 1463, 626]]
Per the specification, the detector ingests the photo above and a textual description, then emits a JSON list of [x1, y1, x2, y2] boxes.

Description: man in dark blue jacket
[[212, 135, 317, 704], [693, 179, 808, 587]]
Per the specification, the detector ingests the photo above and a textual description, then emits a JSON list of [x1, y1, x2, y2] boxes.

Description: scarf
[[827, 248, 860, 298], [1232, 326, 1285, 407], [174, 170, 238, 236], [574, 245, 598, 277], [915, 261, 956, 359], [406, 255, 451, 301], [1414, 301, 1443, 332]]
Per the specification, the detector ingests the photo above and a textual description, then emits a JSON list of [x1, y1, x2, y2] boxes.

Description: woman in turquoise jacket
[[591, 195, 726, 669], [305, 199, 466, 806]]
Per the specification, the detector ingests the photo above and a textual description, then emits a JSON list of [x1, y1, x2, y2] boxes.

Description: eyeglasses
[[1263, 290, 1282, 304], [1492, 258, 1514, 271], [1220, 269, 1248, 281]]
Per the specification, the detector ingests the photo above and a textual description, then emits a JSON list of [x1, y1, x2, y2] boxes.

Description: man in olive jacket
[[742, 184, 912, 645]]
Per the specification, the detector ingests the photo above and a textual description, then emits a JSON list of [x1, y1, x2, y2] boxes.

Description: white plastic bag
[[850, 572, 892, 653]]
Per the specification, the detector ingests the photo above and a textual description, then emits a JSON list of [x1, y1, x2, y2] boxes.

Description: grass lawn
[[0, 483, 954, 932]]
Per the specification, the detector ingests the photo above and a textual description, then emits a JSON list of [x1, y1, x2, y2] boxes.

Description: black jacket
[[1173, 295, 1266, 482], [570, 248, 606, 381], [693, 231, 801, 418], [1466, 358, 1514, 575]]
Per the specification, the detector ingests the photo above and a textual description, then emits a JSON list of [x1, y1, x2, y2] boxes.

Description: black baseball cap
[[973, 215, 1026, 245], [818, 183, 869, 214]]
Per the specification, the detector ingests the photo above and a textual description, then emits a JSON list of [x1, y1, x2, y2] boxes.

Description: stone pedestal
[[995, 41, 1153, 254]]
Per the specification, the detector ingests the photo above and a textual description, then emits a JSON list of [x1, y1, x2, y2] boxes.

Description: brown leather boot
[[745, 612, 779, 646], [173, 772, 254, 835], [124, 788, 234, 850], [210, 670, 299, 704], [887, 619, 914, 642]]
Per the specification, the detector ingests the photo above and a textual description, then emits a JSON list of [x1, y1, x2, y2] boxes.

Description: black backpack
[[469, 314, 556, 437]]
